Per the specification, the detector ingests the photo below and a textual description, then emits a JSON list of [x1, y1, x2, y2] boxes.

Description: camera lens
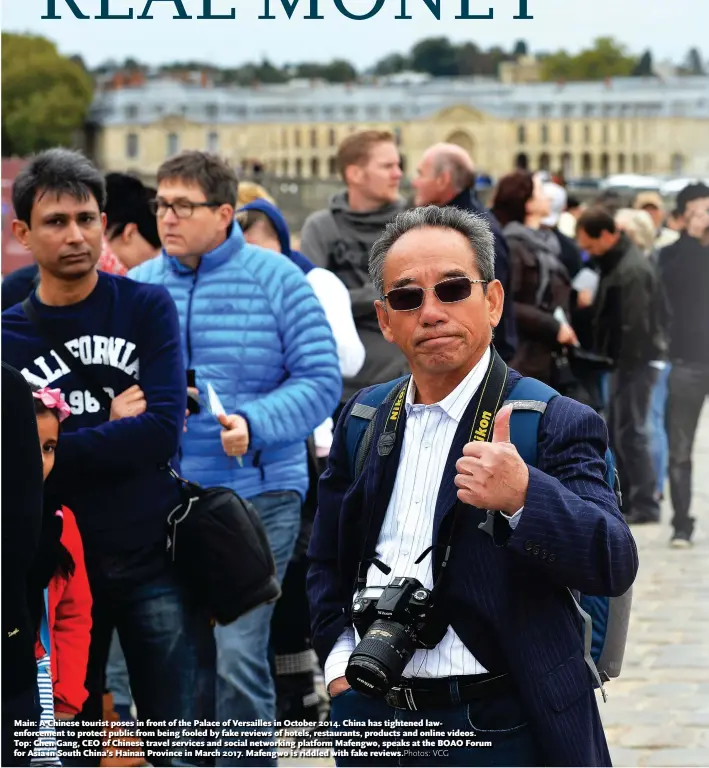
[[345, 619, 417, 697]]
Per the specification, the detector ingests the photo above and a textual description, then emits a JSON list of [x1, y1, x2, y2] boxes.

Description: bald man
[[412, 143, 517, 362]]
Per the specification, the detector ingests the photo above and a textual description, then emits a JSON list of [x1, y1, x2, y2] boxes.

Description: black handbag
[[165, 469, 281, 624], [22, 297, 281, 625]]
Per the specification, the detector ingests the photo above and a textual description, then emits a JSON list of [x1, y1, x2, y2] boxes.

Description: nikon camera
[[345, 576, 446, 697]]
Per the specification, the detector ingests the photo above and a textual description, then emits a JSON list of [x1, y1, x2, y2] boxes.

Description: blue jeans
[[215, 491, 301, 766], [74, 544, 216, 767], [329, 685, 543, 767], [647, 363, 671, 496], [106, 630, 132, 709]]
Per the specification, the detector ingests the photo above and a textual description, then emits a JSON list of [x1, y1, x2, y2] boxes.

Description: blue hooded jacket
[[129, 223, 342, 500], [239, 199, 315, 276]]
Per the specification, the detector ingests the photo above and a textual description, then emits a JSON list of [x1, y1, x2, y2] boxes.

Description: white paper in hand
[[206, 383, 242, 467], [572, 267, 600, 296], [206, 383, 226, 418]]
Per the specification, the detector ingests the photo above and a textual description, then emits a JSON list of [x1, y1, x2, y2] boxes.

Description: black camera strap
[[356, 347, 509, 604]]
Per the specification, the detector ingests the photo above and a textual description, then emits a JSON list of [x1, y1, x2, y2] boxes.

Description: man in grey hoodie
[[300, 130, 409, 402]]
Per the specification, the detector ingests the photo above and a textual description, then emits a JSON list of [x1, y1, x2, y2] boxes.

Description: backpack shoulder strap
[[504, 377, 560, 467], [504, 377, 610, 701], [345, 377, 408, 480]]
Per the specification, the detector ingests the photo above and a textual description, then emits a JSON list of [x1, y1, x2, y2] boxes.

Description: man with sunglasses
[[308, 206, 637, 767], [130, 150, 341, 763]]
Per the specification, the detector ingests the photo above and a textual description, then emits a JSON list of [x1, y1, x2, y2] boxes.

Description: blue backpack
[[344, 375, 632, 701]]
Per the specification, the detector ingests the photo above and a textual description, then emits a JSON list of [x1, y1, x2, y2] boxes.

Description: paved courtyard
[[283, 406, 709, 768], [599, 405, 709, 767]]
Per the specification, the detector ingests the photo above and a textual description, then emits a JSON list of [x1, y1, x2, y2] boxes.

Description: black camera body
[[346, 576, 445, 697]]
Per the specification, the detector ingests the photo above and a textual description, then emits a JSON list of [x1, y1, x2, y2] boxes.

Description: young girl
[[27, 386, 92, 766]]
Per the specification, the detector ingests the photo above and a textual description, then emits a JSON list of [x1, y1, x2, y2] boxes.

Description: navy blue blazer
[[307, 368, 638, 767]]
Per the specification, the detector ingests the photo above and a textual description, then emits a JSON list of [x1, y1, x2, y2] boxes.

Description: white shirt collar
[[405, 346, 492, 423]]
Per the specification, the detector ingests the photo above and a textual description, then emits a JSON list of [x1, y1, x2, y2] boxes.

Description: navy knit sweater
[[2, 273, 185, 555]]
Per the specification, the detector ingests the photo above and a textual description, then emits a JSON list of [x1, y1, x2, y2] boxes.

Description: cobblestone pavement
[[283, 407, 709, 768], [599, 405, 709, 767]]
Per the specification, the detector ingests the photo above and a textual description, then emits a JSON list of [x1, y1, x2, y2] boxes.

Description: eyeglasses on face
[[149, 199, 222, 219], [382, 276, 488, 312]]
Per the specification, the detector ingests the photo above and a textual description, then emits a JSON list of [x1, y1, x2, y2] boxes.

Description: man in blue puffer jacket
[[130, 151, 341, 761]]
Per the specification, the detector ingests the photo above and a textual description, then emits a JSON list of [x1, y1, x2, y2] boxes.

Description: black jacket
[[447, 188, 518, 362], [659, 234, 709, 366], [592, 234, 666, 366], [1, 363, 44, 701]]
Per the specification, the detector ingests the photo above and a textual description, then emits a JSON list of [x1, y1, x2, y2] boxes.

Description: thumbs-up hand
[[454, 405, 529, 515]]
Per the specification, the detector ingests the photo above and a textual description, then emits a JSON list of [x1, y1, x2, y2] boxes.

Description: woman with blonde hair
[[236, 181, 276, 208], [615, 208, 656, 256]]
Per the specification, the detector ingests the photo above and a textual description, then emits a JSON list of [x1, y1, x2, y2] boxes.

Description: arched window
[[310, 157, 320, 178], [561, 152, 572, 177], [600, 153, 610, 176], [582, 153, 592, 175], [515, 152, 529, 170], [167, 132, 179, 157]]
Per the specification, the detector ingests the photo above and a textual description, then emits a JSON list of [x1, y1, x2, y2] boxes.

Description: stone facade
[[87, 74, 709, 182]]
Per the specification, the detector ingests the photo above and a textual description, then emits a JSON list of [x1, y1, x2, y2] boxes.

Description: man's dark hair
[[157, 151, 238, 207], [105, 173, 160, 249], [566, 196, 581, 210], [577, 206, 617, 238], [593, 190, 622, 217], [12, 148, 107, 226], [676, 182, 709, 215]]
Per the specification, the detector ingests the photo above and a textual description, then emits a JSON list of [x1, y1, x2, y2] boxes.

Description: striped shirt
[[324, 347, 522, 688]]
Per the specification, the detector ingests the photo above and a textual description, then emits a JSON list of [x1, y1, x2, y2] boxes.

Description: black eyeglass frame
[[149, 199, 223, 219], [381, 276, 489, 312]]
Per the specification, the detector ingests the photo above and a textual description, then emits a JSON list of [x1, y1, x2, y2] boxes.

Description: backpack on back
[[343, 374, 632, 700]]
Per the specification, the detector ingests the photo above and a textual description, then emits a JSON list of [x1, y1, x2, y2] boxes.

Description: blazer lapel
[[432, 372, 521, 544]]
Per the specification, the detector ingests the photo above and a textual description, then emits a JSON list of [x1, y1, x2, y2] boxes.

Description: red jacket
[[35, 506, 92, 716]]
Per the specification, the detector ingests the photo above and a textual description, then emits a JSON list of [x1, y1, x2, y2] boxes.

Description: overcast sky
[[3, 0, 707, 69]]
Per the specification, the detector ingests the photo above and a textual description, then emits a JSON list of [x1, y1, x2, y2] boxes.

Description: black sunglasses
[[383, 276, 488, 312]]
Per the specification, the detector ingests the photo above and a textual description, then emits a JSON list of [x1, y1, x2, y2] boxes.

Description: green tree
[[255, 59, 288, 84], [513, 39, 528, 58], [682, 47, 705, 75], [322, 59, 358, 83], [632, 50, 654, 76], [456, 42, 481, 76], [540, 37, 636, 81], [2, 33, 94, 157], [373, 52, 410, 76], [411, 37, 458, 77]]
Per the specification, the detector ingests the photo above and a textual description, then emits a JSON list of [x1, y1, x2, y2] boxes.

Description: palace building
[[86, 73, 709, 181]]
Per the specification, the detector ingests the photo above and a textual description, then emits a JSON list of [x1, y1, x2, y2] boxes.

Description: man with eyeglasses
[[307, 206, 637, 767], [130, 151, 341, 764]]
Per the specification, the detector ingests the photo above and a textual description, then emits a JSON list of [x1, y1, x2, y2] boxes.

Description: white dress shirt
[[324, 347, 522, 688], [307, 267, 366, 456]]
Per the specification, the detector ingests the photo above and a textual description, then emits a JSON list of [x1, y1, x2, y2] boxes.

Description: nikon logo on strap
[[472, 410, 494, 442], [389, 387, 406, 423]]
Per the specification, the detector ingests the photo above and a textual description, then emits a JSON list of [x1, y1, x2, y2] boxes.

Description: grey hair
[[433, 154, 476, 194], [369, 205, 496, 297]]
